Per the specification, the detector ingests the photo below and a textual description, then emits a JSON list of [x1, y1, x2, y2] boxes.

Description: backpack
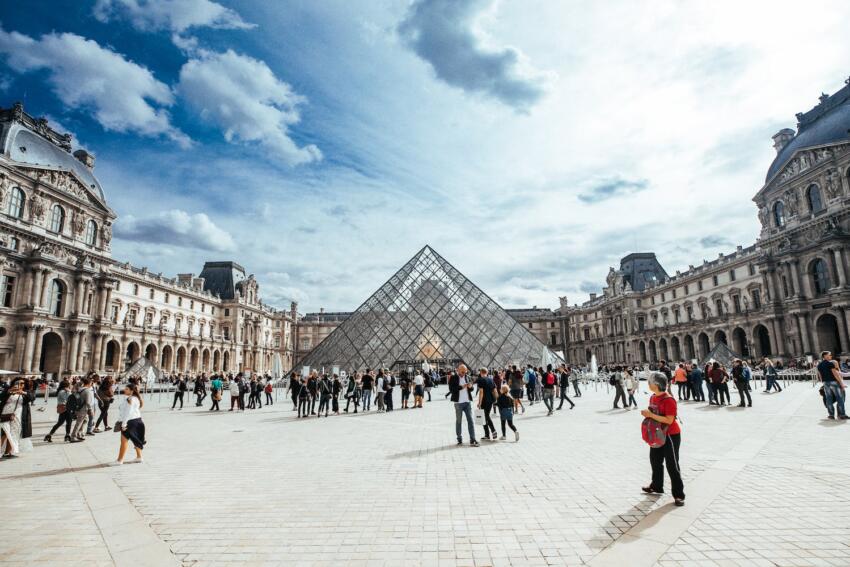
[[545, 373, 556, 387], [608, 375, 617, 386], [641, 397, 669, 448], [179, 380, 187, 392], [66, 392, 80, 413]]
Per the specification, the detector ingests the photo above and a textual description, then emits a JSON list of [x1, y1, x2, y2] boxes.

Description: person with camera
[[450, 364, 478, 447]]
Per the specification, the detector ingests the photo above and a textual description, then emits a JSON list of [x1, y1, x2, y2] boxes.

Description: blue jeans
[[823, 382, 846, 417], [362, 389, 372, 410], [454, 402, 476, 443]]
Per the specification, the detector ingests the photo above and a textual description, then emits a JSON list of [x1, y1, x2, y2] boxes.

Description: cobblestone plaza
[[2, 381, 847, 567]]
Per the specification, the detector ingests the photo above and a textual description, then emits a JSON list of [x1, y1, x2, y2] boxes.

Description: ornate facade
[[0, 103, 296, 378], [563, 78, 850, 365]]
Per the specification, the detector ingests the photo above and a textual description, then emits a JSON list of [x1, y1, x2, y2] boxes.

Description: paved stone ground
[[1, 379, 848, 567]]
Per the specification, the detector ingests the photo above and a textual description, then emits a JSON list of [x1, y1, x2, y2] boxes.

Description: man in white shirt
[[449, 364, 478, 446]]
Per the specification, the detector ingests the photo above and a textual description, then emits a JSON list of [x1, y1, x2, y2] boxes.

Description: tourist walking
[[384, 370, 395, 412], [475, 368, 498, 440], [496, 385, 519, 441], [194, 375, 207, 406], [400, 372, 411, 409], [557, 365, 575, 410], [265, 379, 274, 405], [344, 373, 359, 413], [297, 376, 310, 418], [172, 375, 187, 410], [450, 364, 478, 446], [731, 359, 752, 408], [424, 371, 433, 401], [688, 364, 705, 402], [674, 364, 688, 401], [210, 375, 222, 411], [94, 376, 114, 431], [287, 373, 300, 410], [818, 350, 847, 420], [611, 366, 627, 409], [641, 372, 685, 506], [524, 365, 537, 405], [317, 374, 332, 417], [763, 358, 783, 393], [110, 384, 145, 466], [229, 377, 241, 411], [571, 366, 582, 397], [624, 368, 638, 409], [361, 370, 374, 411], [413, 371, 425, 408], [71, 377, 94, 441], [1, 378, 26, 458], [331, 374, 341, 414], [375, 371, 386, 412], [541, 365, 557, 415], [709, 362, 730, 406], [509, 365, 525, 414], [45, 379, 73, 443]]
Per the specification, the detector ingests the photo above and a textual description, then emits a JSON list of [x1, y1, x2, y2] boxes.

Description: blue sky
[[2, 0, 850, 312]]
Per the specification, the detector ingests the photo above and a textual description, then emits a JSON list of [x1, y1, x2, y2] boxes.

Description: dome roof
[[0, 105, 106, 203], [765, 80, 850, 182]]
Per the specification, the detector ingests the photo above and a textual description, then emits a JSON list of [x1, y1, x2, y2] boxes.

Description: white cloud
[[93, 0, 255, 33], [398, 0, 549, 111], [114, 209, 236, 252], [177, 49, 321, 165], [0, 27, 189, 146]]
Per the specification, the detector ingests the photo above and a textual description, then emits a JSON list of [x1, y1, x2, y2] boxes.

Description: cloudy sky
[[2, 1, 850, 312]]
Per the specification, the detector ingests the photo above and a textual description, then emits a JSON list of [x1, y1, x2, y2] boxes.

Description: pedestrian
[[265, 379, 274, 405], [361, 370, 373, 411], [641, 372, 685, 506], [210, 375, 222, 411], [384, 370, 395, 412], [229, 376, 240, 411], [71, 377, 94, 441], [331, 374, 341, 415], [509, 365, 525, 414], [731, 359, 752, 408], [239, 375, 249, 411], [413, 371, 425, 408], [400, 372, 411, 409], [94, 376, 114, 431], [524, 365, 537, 405], [688, 364, 705, 402], [571, 366, 582, 397], [109, 383, 145, 466], [1, 378, 26, 457], [344, 372, 359, 413], [194, 375, 207, 407], [45, 379, 73, 443], [818, 350, 847, 420], [709, 362, 729, 406], [450, 364, 478, 446], [171, 375, 186, 410], [297, 376, 310, 418], [317, 374, 332, 417], [674, 364, 688, 401], [624, 368, 638, 409], [375, 371, 386, 412], [611, 366, 627, 409], [424, 371, 433, 402], [557, 364, 576, 410], [541, 364, 557, 415], [496, 385, 519, 441], [763, 358, 782, 393], [475, 368, 498, 440], [287, 372, 299, 410]]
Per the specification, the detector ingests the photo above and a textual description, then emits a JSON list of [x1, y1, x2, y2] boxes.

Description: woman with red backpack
[[640, 372, 685, 507]]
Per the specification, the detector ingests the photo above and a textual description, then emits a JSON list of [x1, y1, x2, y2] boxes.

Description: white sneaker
[[93, 427, 102, 433], [499, 435, 506, 440], [108, 461, 123, 467], [129, 457, 144, 464], [514, 431, 520, 442]]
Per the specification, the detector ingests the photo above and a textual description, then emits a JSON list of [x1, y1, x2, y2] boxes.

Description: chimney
[[772, 128, 795, 154], [290, 301, 298, 320], [320, 307, 325, 314], [73, 149, 95, 169], [590, 293, 597, 300]]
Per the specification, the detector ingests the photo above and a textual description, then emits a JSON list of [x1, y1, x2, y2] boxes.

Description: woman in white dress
[[110, 383, 146, 466], [0, 379, 25, 458]]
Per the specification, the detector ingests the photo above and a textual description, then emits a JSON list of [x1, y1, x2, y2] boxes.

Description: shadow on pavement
[[0, 462, 111, 480]]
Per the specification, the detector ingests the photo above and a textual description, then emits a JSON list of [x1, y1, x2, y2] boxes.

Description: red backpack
[[641, 396, 669, 448], [545, 372, 556, 386]]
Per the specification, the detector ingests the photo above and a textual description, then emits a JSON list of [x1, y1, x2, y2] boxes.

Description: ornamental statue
[[825, 168, 842, 200], [71, 211, 85, 235], [101, 222, 112, 244], [29, 194, 46, 221]]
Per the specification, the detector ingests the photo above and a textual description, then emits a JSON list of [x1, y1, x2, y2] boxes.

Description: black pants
[[677, 382, 688, 400], [332, 396, 339, 413], [291, 393, 298, 409], [345, 394, 359, 412], [211, 397, 220, 411], [310, 393, 317, 413], [500, 416, 516, 435], [172, 392, 184, 409], [482, 402, 496, 438], [426, 388, 431, 401], [318, 395, 330, 415], [736, 382, 752, 406], [265, 392, 273, 404], [195, 391, 206, 406], [527, 386, 536, 403], [239, 393, 246, 410], [95, 400, 112, 428], [385, 391, 393, 411], [298, 397, 309, 417], [719, 383, 731, 405], [49, 410, 72, 436], [691, 381, 704, 402], [557, 385, 575, 409], [613, 385, 626, 408], [649, 433, 684, 499]]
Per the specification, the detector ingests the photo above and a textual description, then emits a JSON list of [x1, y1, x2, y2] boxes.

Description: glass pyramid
[[299, 245, 562, 372]]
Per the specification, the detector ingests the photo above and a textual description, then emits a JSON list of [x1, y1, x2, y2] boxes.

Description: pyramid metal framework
[[299, 246, 562, 372]]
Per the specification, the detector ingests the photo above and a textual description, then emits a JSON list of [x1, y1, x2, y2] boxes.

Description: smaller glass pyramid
[[299, 246, 562, 372]]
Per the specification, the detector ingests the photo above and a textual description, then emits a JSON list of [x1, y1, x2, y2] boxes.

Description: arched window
[[48, 279, 65, 317], [773, 201, 785, 227], [49, 204, 65, 233], [812, 259, 831, 295], [807, 184, 824, 213], [85, 220, 97, 246], [7, 187, 24, 219]]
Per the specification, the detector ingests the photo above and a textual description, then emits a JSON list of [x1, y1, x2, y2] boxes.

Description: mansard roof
[[199, 261, 247, 300]]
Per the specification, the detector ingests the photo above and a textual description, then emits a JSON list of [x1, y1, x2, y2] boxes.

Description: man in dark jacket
[[449, 365, 478, 446]]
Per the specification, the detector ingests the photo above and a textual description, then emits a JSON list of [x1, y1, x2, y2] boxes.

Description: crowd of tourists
[[167, 372, 277, 412], [0, 372, 146, 465]]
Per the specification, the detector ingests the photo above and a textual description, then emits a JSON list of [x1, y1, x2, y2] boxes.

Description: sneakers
[[93, 427, 102, 433], [674, 498, 685, 507], [108, 461, 123, 467], [43, 434, 52, 443], [470, 440, 479, 447], [828, 415, 836, 420], [129, 457, 144, 464], [641, 486, 663, 494], [500, 435, 506, 440]]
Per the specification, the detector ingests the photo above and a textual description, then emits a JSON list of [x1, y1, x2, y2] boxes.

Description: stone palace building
[[0, 103, 297, 378], [562, 78, 850, 366]]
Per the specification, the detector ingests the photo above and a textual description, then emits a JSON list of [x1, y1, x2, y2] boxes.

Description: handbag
[[113, 421, 122, 432], [57, 404, 66, 414]]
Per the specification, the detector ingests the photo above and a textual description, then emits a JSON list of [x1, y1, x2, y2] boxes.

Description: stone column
[[833, 248, 847, 287], [791, 260, 806, 299], [74, 279, 85, 315], [782, 262, 795, 297], [29, 268, 42, 306], [798, 314, 812, 354], [38, 270, 50, 308], [18, 326, 32, 372], [837, 308, 850, 355], [67, 331, 80, 373], [770, 318, 785, 357], [102, 286, 114, 319], [91, 333, 103, 373], [31, 326, 45, 374], [76, 331, 86, 373]]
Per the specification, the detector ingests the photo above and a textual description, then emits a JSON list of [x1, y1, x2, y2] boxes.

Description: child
[[496, 385, 519, 442]]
